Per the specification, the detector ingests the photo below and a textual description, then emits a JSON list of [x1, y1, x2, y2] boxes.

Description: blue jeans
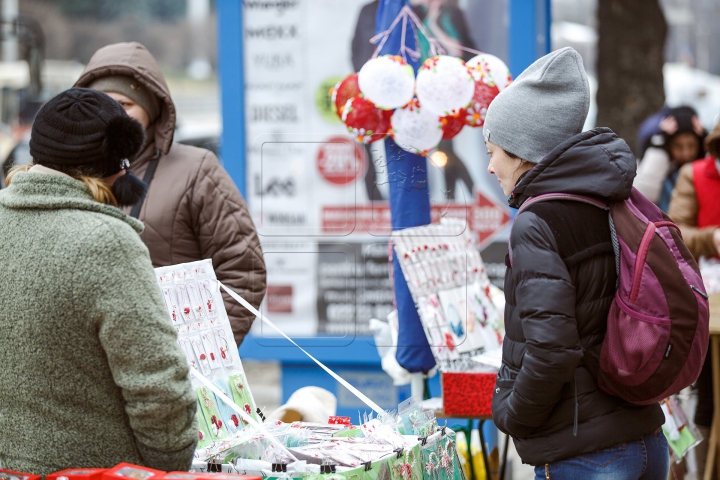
[[534, 429, 669, 480]]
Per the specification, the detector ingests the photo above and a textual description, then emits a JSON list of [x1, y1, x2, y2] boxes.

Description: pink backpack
[[511, 188, 709, 405]]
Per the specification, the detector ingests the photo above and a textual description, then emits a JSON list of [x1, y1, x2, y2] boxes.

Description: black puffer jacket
[[492, 128, 665, 466]]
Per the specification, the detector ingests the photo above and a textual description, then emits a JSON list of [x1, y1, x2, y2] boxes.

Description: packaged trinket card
[[154, 259, 261, 456], [392, 219, 504, 371]]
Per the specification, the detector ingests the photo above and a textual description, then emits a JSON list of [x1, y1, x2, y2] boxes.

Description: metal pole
[[2, 0, 18, 62], [187, 0, 212, 79], [508, 0, 552, 77], [216, 0, 247, 197]]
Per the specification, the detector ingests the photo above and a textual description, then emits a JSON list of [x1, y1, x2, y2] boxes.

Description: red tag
[[328, 416, 352, 426]]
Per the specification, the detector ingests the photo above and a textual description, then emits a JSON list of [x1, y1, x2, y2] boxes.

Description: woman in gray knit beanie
[[486, 47, 668, 479]]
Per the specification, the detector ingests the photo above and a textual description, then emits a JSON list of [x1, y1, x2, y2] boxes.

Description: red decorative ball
[[342, 96, 390, 144], [199, 353, 206, 360], [441, 113, 466, 139], [332, 73, 360, 119], [377, 108, 392, 138], [464, 81, 500, 127]]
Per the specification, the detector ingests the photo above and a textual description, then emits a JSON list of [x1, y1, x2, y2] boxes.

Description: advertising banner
[[243, 0, 511, 337]]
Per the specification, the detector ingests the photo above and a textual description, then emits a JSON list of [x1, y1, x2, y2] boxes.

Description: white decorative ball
[[390, 100, 443, 156], [357, 55, 416, 110], [466, 53, 512, 91], [415, 55, 475, 116]]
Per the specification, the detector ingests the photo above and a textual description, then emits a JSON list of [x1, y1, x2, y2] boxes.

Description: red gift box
[[0, 470, 41, 480], [47, 469, 107, 480], [441, 371, 496, 417], [102, 464, 164, 480]]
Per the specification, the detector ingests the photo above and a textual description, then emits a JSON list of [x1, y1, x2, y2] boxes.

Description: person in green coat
[[0, 88, 198, 475]]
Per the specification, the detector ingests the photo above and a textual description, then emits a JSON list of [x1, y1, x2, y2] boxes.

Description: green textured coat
[[0, 172, 198, 475]]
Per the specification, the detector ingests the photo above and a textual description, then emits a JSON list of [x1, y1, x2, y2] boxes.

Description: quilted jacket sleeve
[[189, 151, 267, 346], [668, 163, 719, 259], [495, 210, 583, 437]]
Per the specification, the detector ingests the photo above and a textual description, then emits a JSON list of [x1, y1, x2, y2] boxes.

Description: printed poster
[[243, 0, 512, 336]]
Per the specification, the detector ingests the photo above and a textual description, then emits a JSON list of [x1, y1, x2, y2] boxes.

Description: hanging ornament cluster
[[331, 52, 510, 154], [329, 6, 512, 154]]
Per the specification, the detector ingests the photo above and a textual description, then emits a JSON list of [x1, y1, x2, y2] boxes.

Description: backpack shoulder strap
[[508, 193, 611, 267], [516, 193, 609, 215]]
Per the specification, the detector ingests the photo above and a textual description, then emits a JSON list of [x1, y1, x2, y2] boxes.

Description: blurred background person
[[668, 117, 720, 480], [634, 105, 706, 212], [74, 42, 266, 347]]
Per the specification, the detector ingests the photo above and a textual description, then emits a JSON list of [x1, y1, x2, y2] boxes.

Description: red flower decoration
[[342, 96, 390, 144], [422, 57, 440, 71], [464, 81, 500, 127], [441, 113, 466, 139], [332, 73, 361, 119], [445, 333, 456, 352]]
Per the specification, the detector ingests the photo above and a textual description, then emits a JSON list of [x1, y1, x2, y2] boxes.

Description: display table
[[703, 294, 720, 480], [432, 409, 508, 480]]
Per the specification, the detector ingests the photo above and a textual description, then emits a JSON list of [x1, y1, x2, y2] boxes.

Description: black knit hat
[[30, 87, 145, 176], [661, 105, 707, 157], [30, 87, 148, 206]]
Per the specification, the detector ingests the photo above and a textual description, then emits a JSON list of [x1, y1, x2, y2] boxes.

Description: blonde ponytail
[[78, 175, 119, 207], [5, 165, 32, 186], [5, 165, 119, 207]]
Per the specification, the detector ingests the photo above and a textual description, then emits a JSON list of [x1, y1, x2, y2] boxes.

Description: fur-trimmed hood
[[74, 42, 175, 160]]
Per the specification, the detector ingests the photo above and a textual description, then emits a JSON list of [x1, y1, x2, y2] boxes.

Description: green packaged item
[[420, 433, 463, 480], [229, 373, 260, 423], [197, 386, 229, 440], [332, 428, 364, 438], [387, 444, 423, 480], [196, 399, 213, 449]]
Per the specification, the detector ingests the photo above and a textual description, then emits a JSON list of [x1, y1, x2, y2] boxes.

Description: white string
[[369, 6, 408, 60], [219, 282, 386, 416], [368, 4, 486, 62], [189, 367, 299, 462]]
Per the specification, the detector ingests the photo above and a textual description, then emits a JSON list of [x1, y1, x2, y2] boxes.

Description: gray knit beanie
[[483, 47, 590, 163], [88, 75, 161, 123]]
